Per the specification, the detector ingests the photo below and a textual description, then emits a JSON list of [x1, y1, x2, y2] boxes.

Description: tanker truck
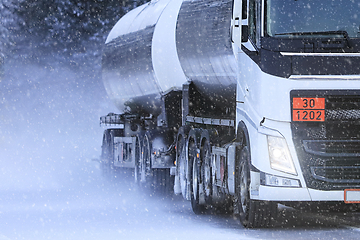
[[100, 0, 360, 228]]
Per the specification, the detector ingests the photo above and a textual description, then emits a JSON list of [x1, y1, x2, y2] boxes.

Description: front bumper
[[255, 184, 359, 202]]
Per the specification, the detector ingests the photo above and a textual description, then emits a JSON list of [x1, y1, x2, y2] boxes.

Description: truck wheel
[[201, 138, 212, 204], [134, 135, 142, 185], [100, 129, 114, 178], [189, 140, 205, 214], [140, 132, 154, 190], [236, 145, 277, 228], [178, 136, 187, 197]]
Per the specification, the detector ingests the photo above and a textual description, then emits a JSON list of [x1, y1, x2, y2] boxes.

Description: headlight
[[267, 136, 297, 175]]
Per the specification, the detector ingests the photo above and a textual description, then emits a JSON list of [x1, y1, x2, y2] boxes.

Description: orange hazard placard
[[344, 189, 360, 203], [293, 97, 325, 110], [292, 97, 325, 122], [292, 110, 325, 122]]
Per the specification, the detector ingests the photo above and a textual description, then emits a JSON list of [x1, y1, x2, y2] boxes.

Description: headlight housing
[[267, 136, 297, 175]]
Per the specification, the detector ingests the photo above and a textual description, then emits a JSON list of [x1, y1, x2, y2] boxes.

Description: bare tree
[[11, 0, 147, 59]]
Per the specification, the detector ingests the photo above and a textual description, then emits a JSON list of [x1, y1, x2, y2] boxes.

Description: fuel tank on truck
[[102, 0, 237, 116]]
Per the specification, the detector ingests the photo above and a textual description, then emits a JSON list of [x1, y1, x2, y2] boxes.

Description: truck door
[[247, 0, 261, 49], [231, 0, 247, 48]]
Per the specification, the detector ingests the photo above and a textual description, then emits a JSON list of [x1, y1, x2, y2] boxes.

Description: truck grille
[[311, 166, 360, 183], [303, 140, 360, 157], [291, 90, 360, 190], [326, 109, 360, 121]]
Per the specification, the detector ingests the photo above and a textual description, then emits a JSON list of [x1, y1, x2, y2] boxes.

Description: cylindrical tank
[[102, 0, 236, 115]]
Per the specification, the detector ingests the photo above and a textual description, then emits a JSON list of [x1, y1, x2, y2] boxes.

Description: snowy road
[[1, 171, 360, 240], [1, 59, 360, 240]]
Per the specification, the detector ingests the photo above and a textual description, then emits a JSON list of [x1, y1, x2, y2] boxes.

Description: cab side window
[[248, 0, 258, 47]]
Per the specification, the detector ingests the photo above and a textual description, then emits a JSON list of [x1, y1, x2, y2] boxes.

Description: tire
[[176, 126, 191, 198], [140, 132, 153, 190], [134, 135, 142, 185], [189, 140, 206, 214], [236, 145, 277, 228], [100, 129, 114, 178], [177, 136, 187, 197], [201, 138, 212, 204]]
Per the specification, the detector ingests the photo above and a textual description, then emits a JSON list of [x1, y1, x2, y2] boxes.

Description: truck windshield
[[266, 0, 360, 38]]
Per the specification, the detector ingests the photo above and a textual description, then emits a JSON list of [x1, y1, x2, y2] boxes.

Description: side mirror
[[242, 25, 249, 42]]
